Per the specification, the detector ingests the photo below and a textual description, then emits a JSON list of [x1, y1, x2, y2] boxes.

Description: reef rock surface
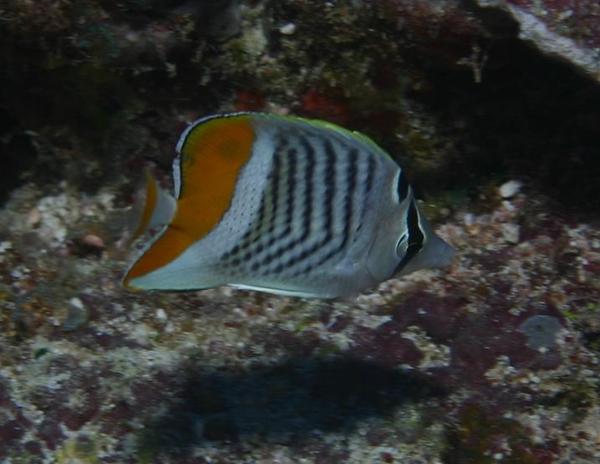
[[1, 1, 599, 462]]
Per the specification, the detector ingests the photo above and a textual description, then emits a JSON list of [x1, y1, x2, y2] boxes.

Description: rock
[[279, 23, 296, 35], [499, 180, 522, 199], [81, 234, 105, 250], [519, 315, 563, 349], [501, 223, 520, 244], [475, 0, 600, 81], [62, 297, 89, 332]]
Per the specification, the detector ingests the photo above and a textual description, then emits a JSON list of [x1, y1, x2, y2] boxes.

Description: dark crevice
[[408, 33, 600, 213]]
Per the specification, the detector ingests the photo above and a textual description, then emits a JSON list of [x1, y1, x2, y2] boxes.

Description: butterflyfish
[[123, 112, 454, 298]]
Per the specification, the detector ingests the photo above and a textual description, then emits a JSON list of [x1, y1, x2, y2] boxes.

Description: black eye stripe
[[394, 201, 424, 273], [396, 169, 409, 203]]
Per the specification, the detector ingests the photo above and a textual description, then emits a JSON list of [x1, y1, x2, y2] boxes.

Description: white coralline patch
[[499, 180, 522, 199], [69, 297, 84, 310], [0, 241, 11, 264], [239, 20, 267, 60], [155, 308, 168, 322], [509, 5, 600, 79], [477, 1, 600, 80], [9, 186, 116, 249], [129, 322, 158, 346], [279, 22, 296, 35], [485, 355, 517, 386], [354, 313, 392, 330], [32, 192, 80, 247], [501, 223, 520, 244], [0, 240, 12, 253], [402, 326, 451, 369]]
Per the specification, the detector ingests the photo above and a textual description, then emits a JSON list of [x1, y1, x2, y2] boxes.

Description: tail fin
[[398, 233, 455, 276], [129, 170, 176, 243], [419, 233, 455, 269]]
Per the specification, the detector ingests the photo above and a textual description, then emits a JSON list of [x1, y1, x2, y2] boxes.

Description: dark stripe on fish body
[[250, 138, 287, 259], [300, 136, 315, 242], [259, 144, 294, 258], [223, 244, 239, 259], [312, 146, 358, 268], [287, 139, 342, 277], [322, 138, 336, 243], [253, 144, 303, 271], [261, 141, 292, 247], [243, 246, 256, 260], [344, 148, 358, 241], [365, 156, 375, 194], [270, 136, 336, 276], [282, 147, 296, 236], [261, 135, 318, 274], [315, 138, 337, 253], [234, 139, 285, 269], [356, 153, 376, 234], [221, 138, 286, 262], [394, 200, 424, 273], [332, 146, 357, 253], [397, 169, 409, 203], [233, 191, 266, 256], [263, 141, 282, 239]]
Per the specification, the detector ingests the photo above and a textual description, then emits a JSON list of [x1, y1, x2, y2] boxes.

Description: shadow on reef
[[138, 357, 445, 457]]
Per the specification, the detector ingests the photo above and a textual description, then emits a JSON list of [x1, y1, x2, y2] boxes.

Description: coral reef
[[478, 0, 600, 79], [0, 0, 600, 462]]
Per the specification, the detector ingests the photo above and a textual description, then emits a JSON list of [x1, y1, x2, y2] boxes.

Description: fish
[[123, 112, 454, 298]]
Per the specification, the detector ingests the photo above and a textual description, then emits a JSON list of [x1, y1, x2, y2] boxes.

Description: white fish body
[[123, 112, 454, 298]]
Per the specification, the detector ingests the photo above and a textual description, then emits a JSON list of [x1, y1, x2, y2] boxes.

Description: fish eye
[[396, 231, 409, 257]]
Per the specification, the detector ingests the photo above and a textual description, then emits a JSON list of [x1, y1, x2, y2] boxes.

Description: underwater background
[[1, 0, 600, 462]]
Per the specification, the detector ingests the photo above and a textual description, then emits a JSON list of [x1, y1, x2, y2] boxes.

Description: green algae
[[33, 347, 50, 359], [56, 436, 101, 464], [443, 404, 548, 464], [7, 452, 46, 464], [541, 377, 597, 424]]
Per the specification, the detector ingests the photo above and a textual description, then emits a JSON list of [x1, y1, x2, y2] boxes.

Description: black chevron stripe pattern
[[220, 125, 379, 278]]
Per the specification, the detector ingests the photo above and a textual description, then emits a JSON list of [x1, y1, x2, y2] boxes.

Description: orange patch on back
[[124, 115, 255, 284]]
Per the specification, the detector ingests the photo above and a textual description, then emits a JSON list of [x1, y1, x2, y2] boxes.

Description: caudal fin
[[398, 233, 455, 276], [129, 170, 176, 243], [421, 234, 455, 269]]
